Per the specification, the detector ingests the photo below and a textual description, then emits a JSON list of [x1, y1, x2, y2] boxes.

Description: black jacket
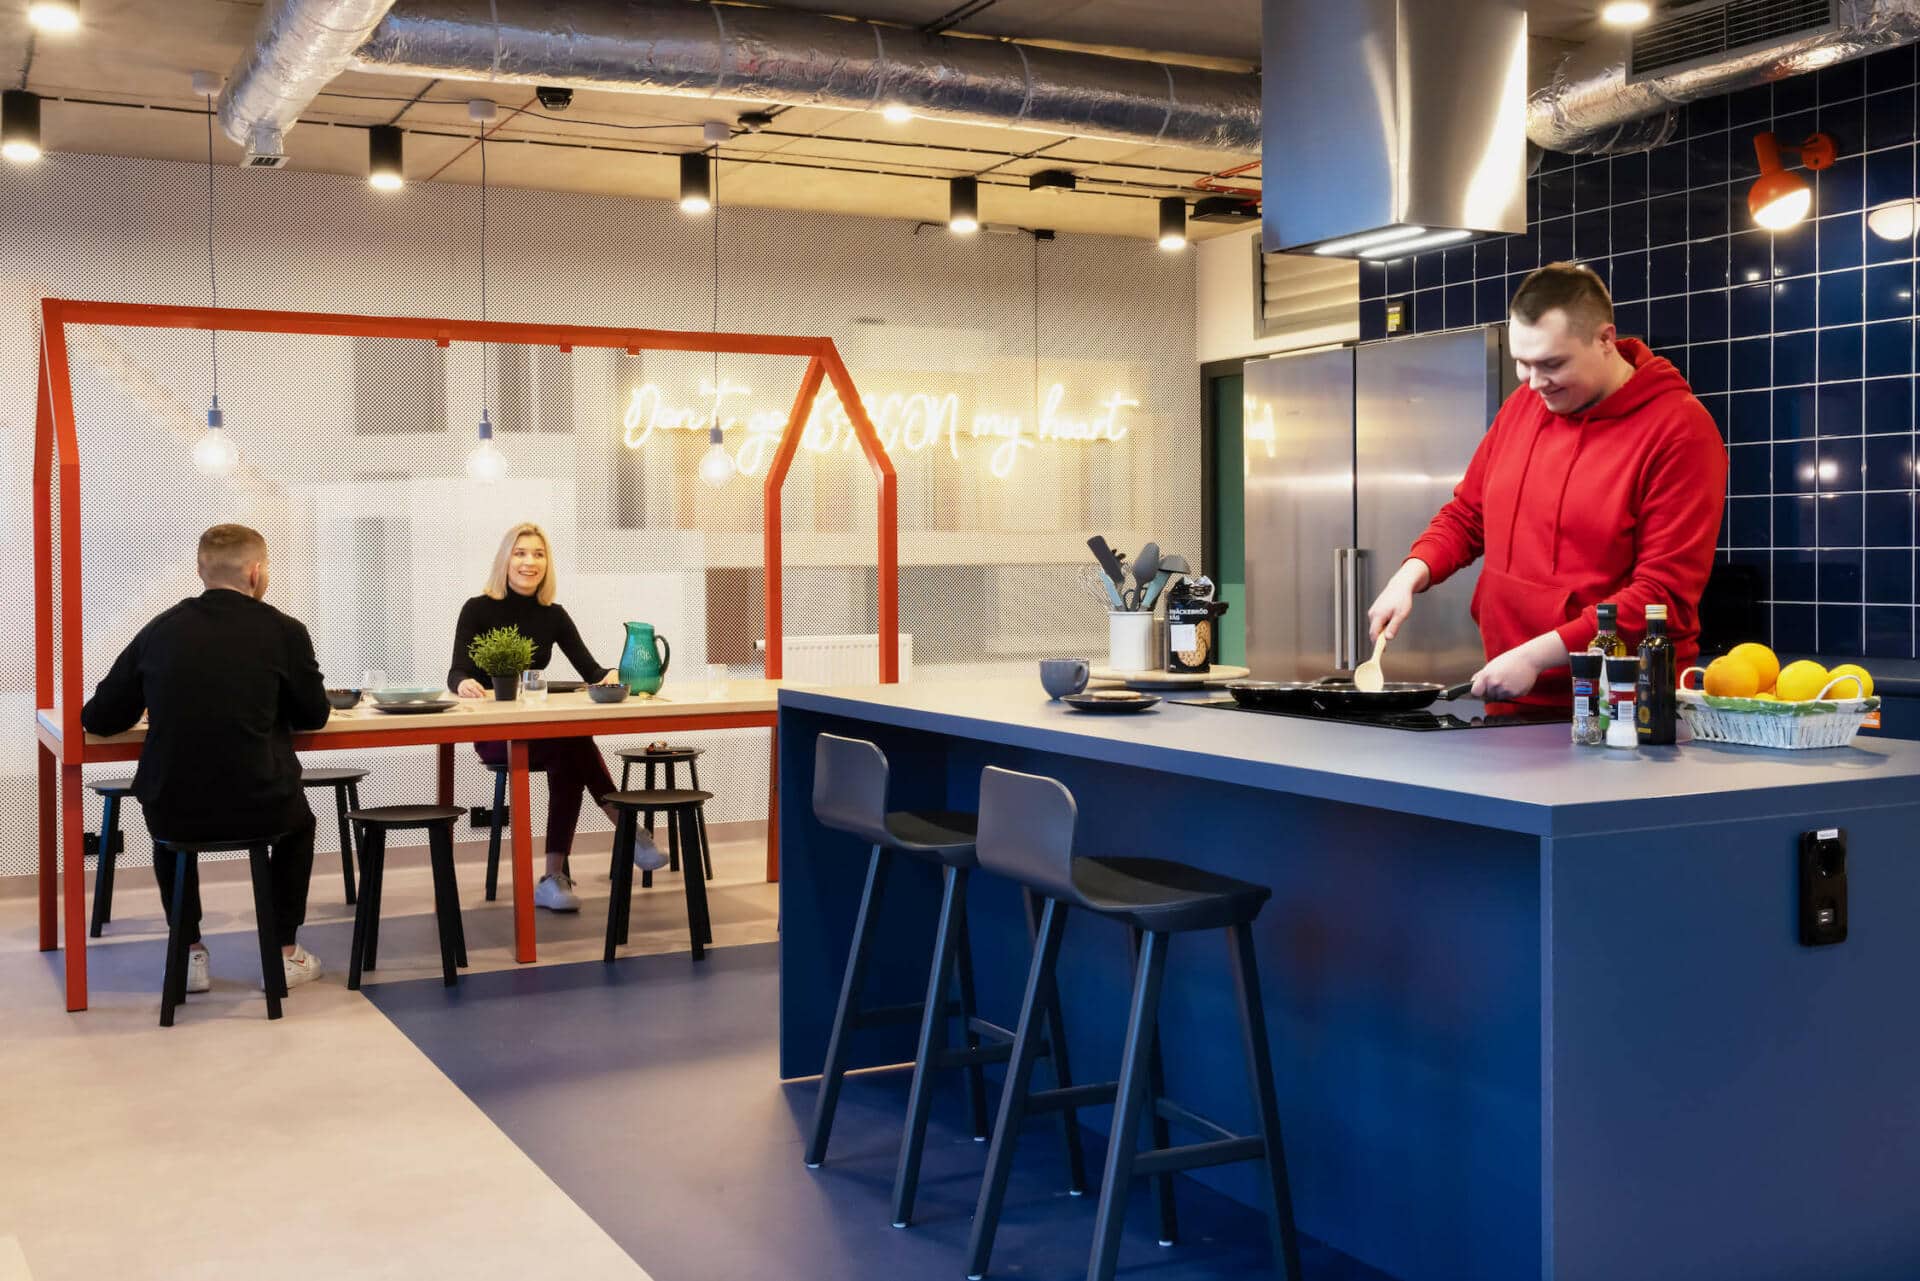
[[446, 592, 610, 692], [81, 589, 330, 841]]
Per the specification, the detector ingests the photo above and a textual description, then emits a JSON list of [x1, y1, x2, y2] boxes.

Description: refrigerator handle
[[1333, 547, 1365, 671]]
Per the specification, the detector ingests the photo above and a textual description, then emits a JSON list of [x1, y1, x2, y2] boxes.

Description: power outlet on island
[[1798, 828, 1848, 947], [470, 804, 508, 829]]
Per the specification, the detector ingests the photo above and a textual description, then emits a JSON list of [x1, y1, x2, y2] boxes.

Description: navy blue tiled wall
[[1358, 46, 1920, 661]]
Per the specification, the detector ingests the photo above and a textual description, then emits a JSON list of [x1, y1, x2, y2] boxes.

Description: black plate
[[545, 680, 586, 693], [1063, 692, 1162, 715], [371, 699, 458, 715]]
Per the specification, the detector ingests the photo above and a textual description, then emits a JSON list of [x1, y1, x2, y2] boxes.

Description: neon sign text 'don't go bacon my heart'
[[620, 380, 1136, 478]]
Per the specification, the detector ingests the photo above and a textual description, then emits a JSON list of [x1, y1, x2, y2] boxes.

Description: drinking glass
[[361, 670, 387, 705], [521, 668, 548, 704], [706, 663, 729, 701]]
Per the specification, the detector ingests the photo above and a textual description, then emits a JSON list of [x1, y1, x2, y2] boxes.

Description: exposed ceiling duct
[[1262, 0, 1530, 257], [341, 0, 1262, 152], [1529, 0, 1920, 156], [217, 0, 399, 164]]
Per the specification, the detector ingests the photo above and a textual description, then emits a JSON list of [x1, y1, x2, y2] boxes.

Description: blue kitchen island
[[776, 679, 1920, 1281]]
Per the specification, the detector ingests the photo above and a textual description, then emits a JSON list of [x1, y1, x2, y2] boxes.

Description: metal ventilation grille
[[1257, 248, 1360, 349], [1630, 0, 1836, 78]]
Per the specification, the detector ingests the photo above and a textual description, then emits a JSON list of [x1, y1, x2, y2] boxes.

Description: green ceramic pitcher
[[618, 621, 671, 695]]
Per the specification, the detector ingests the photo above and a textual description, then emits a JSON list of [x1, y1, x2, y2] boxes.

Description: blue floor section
[[364, 943, 1394, 1281]]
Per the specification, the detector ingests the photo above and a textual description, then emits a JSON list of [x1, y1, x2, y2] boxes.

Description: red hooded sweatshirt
[[1407, 338, 1728, 708]]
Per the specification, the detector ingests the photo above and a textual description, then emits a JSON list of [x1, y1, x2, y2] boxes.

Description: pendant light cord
[[204, 92, 219, 404], [479, 123, 489, 418], [1031, 231, 1039, 425], [710, 150, 720, 414]]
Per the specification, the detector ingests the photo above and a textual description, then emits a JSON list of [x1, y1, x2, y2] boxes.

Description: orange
[[1727, 642, 1780, 694], [1774, 660, 1830, 703], [1703, 656, 1761, 698], [1826, 663, 1874, 698]]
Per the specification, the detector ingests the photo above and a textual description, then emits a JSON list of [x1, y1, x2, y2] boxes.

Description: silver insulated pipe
[[347, 0, 1262, 152], [218, 0, 399, 158], [1530, 0, 1920, 155]]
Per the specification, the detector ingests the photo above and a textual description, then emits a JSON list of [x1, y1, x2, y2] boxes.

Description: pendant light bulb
[[27, 1, 80, 33], [193, 399, 239, 478], [2, 91, 44, 164], [949, 176, 980, 234], [466, 410, 508, 483], [699, 423, 737, 488], [1599, 0, 1651, 26], [368, 125, 404, 191], [679, 151, 713, 215]]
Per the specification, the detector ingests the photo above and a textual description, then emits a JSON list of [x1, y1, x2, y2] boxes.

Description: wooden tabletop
[[37, 680, 789, 749]]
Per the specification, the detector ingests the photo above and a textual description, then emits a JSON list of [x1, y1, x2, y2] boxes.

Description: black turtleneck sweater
[[447, 591, 611, 691]]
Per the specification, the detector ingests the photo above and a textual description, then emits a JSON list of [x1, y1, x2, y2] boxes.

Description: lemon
[[1728, 642, 1780, 693], [1753, 692, 1781, 701], [1774, 659, 1831, 702], [1826, 663, 1874, 698], [1703, 656, 1761, 698]]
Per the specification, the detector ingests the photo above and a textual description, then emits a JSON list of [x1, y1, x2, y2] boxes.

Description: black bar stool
[[604, 787, 714, 962], [86, 776, 134, 938], [153, 833, 289, 1027], [615, 744, 713, 882], [301, 766, 368, 905], [802, 734, 1089, 1230], [964, 765, 1301, 1281], [481, 760, 548, 901], [346, 804, 469, 990]]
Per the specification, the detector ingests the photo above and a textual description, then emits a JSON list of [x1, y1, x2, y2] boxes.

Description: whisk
[[1077, 563, 1122, 610]]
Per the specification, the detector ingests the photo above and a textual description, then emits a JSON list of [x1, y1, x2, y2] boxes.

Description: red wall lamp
[[1748, 131, 1837, 231]]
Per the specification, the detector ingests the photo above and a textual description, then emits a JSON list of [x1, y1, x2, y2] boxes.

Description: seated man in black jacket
[[81, 524, 330, 995]]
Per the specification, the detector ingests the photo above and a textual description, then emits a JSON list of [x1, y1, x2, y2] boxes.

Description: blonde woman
[[448, 522, 666, 912]]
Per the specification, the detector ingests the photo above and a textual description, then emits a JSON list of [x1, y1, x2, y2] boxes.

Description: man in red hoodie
[[1367, 262, 1727, 707]]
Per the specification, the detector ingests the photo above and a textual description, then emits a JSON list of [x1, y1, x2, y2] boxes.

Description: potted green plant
[[467, 625, 536, 701]]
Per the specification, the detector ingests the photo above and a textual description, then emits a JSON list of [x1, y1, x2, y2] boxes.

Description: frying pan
[[1226, 677, 1473, 715]]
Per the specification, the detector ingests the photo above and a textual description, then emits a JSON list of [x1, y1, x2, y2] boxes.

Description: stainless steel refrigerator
[[1243, 326, 1514, 685]]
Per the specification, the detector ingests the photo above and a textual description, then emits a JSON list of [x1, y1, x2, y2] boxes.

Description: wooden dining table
[[34, 681, 789, 1011]]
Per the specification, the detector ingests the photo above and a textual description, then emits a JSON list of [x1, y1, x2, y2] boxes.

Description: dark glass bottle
[[1635, 603, 1676, 746]]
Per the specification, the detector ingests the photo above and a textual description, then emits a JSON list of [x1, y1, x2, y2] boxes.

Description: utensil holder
[[1107, 611, 1158, 673]]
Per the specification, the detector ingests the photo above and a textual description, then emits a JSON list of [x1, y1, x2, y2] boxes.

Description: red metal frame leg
[[509, 740, 536, 963], [38, 745, 57, 951], [60, 763, 87, 1010], [766, 728, 780, 883], [436, 743, 454, 808]]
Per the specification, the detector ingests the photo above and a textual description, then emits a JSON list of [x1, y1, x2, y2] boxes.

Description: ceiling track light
[[367, 125, 404, 192], [1030, 169, 1077, 195], [882, 102, 914, 124], [1599, 0, 1652, 27], [949, 176, 980, 234], [1311, 225, 1429, 256], [1358, 228, 1474, 260], [3, 90, 44, 164], [26, 0, 79, 33], [1749, 130, 1835, 231], [1157, 196, 1188, 250], [680, 151, 712, 214]]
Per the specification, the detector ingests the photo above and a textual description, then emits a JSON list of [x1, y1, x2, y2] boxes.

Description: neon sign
[[621, 379, 1135, 478]]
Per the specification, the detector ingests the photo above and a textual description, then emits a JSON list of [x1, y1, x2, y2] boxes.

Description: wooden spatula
[[1353, 632, 1389, 692]]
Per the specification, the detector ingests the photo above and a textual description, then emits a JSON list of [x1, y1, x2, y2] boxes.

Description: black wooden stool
[[301, 766, 368, 905], [964, 765, 1302, 1281], [614, 745, 713, 882], [481, 760, 548, 901], [346, 804, 469, 990], [604, 788, 714, 963], [86, 776, 134, 937], [153, 834, 289, 1027], [802, 734, 1088, 1230]]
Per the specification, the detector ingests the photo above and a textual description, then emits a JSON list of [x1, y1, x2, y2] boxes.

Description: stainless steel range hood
[[1263, 0, 1530, 259]]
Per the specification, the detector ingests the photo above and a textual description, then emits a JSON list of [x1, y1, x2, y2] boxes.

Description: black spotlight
[[1157, 196, 1188, 250], [2, 89, 44, 164], [367, 125, 404, 191], [680, 152, 713, 214], [949, 176, 979, 233], [536, 85, 573, 111]]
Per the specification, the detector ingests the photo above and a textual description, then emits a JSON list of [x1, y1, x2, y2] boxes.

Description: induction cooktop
[[1185, 695, 1570, 732]]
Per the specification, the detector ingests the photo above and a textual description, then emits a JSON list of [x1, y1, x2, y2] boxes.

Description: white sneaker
[[632, 831, 669, 872], [534, 872, 581, 912], [282, 943, 323, 990], [186, 946, 211, 994]]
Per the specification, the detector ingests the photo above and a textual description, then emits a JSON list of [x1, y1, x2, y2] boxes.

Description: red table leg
[[61, 762, 87, 1011], [509, 739, 536, 963], [38, 745, 56, 952], [765, 728, 780, 883], [436, 743, 454, 808]]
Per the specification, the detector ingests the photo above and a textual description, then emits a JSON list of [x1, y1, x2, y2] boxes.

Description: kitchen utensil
[[1225, 680, 1328, 712], [1132, 541, 1159, 600], [1062, 691, 1162, 715], [1087, 535, 1129, 607], [371, 699, 457, 715], [1352, 633, 1389, 693], [1305, 679, 1475, 715], [1107, 610, 1158, 672], [617, 621, 671, 694], [1078, 564, 1124, 610], [1040, 657, 1092, 699]]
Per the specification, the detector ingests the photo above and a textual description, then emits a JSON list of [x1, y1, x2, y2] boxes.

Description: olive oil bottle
[[1635, 603, 1677, 746], [1588, 602, 1626, 730]]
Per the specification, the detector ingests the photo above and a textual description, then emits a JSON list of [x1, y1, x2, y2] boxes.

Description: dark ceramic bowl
[[325, 688, 362, 710], [587, 683, 630, 704]]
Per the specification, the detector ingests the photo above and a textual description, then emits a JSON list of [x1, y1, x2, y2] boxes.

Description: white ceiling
[[3, 1, 1610, 241]]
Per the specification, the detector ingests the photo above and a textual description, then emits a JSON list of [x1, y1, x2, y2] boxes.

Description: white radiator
[[774, 633, 913, 686]]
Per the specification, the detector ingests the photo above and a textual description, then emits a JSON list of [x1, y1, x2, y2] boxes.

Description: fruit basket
[[1678, 669, 1877, 750]]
